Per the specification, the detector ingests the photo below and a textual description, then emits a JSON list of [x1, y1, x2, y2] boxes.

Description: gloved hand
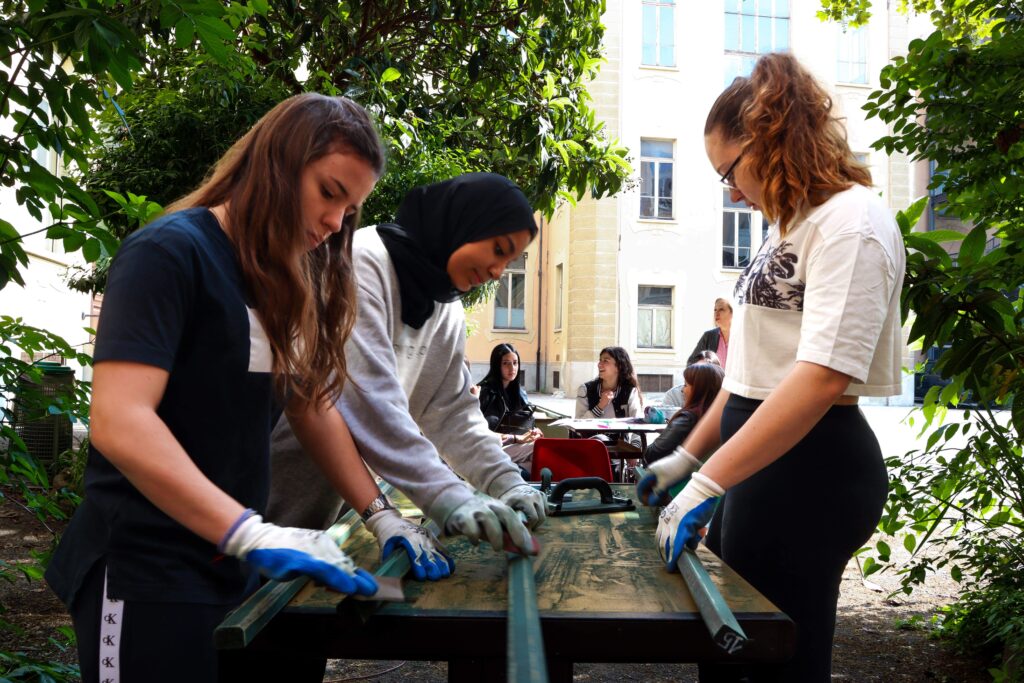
[[364, 508, 454, 581], [637, 446, 703, 506], [655, 473, 724, 571], [445, 494, 536, 555], [497, 483, 547, 529], [220, 510, 377, 595]]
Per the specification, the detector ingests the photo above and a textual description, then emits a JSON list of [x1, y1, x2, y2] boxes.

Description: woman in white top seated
[[575, 346, 644, 454], [575, 346, 643, 420], [638, 52, 904, 682]]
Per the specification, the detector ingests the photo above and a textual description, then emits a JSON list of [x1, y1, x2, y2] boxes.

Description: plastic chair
[[529, 437, 614, 482]]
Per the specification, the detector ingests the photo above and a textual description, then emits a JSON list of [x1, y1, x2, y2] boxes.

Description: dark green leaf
[[956, 224, 988, 266], [82, 239, 100, 262], [914, 229, 965, 243]]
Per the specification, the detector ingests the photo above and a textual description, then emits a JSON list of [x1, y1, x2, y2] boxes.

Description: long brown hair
[[705, 53, 871, 234], [168, 94, 385, 409], [671, 362, 724, 422], [598, 346, 644, 407]]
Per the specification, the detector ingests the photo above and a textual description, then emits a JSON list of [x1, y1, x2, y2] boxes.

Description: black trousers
[[699, 395, 888, 683], [70, 559, 326, 683]]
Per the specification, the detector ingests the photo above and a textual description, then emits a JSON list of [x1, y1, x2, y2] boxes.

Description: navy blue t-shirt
[[46, 208, 277, 606]]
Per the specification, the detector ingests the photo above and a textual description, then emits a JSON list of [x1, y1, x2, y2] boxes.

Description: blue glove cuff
[[218, 508, 257, 553], [666, 497, 719, 570]]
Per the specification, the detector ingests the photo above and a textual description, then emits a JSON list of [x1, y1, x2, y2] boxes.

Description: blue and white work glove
[[655, 473, 725, 571], [220, 510, 377, 595], [637, 446, 703, 506], [364, 508, 454, 581], [445, 494, 537, 555], [496, 483, 547, 529]]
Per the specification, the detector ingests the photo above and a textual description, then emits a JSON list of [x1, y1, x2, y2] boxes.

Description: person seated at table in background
[[643, 362, 725, 466], [268, 173, 546, 567], [575, 346, 644, 452], [661, 350, 721, 409], [576, 346, 644, 419], [687, 298, 732, 367], [477, 343, 543, 477]]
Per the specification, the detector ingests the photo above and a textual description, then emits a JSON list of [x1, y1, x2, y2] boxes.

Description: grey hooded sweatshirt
[[267, 228, 525, 530]]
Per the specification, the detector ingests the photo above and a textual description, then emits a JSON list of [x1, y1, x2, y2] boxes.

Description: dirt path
[[0, 494, 990, 681]]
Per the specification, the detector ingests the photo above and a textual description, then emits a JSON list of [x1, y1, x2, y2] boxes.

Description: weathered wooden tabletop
[[247, 485, 794, 680]]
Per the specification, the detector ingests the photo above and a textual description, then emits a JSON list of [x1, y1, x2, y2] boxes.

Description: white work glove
[[637, 446, 703, 506], [655, 473, 724, 570], [444, 494, 537, 555], [220, 510, 377, 595], [496, 483, 547, 529], [364, 509, 454, 581]]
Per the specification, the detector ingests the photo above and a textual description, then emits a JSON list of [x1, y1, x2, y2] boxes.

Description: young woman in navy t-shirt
[[47, 94, 394, 682]]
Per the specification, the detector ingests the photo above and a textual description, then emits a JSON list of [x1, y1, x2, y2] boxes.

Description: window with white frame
[[642, 0, 675, 67], [493, 252, 527, 329], [554, 263, 563, 331], [640, 139, 673, 219], [836, 23, 868, 84], [724, 0, 790, 85], [637, 286, 673, 349], [723, 190, 769, 269]]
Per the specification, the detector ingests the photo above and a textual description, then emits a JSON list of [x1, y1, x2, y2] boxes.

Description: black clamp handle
[[548, 476, 616, 505]]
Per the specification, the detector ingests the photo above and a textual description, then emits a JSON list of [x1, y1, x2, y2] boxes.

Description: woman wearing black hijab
[[268, 173, 546, 566]]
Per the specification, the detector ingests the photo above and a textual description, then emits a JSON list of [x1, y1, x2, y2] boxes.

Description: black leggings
[[699, 395, 888, 683]]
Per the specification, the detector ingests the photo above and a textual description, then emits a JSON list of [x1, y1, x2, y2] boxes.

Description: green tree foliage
[[0, 0, 266, 290], [78, 2, 631, 232], [258, 0, 631, 217], [67, 59, 290, 292], [66, 2, 631, 297], [821, 0, 1024, 673]]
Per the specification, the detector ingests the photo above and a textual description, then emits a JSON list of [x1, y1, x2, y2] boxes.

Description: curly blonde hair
[[705, 53, 870, 234]]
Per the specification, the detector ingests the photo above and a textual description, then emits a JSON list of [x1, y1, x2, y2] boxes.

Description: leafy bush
[[821, 0, 1024, 673]]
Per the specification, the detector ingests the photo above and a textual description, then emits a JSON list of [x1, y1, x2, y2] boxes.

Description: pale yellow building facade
[[468, 0, 925, 405]]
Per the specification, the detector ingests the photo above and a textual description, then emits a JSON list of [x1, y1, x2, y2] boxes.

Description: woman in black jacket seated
[[644, 362, 725, 465], [478, 343, 542, 475]]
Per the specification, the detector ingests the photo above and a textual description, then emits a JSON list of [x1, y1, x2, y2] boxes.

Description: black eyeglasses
[[719, 153, 743, 190]]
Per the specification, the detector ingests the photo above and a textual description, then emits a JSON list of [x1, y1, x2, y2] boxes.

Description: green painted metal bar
[[506, 513, 548, 683], [214, 505, 362, 649], [634, 465, 748, 654], [676, 548, 748, 654], [214, 575, 309, 649], [344, 516, 443, 624], [215, 480, 412, 648]]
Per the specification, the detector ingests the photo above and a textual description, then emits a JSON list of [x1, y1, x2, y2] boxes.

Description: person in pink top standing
[[687, 297, 732, 367]]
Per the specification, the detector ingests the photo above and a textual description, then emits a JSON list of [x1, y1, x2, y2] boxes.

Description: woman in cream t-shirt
[[637, 53, 904, 682]]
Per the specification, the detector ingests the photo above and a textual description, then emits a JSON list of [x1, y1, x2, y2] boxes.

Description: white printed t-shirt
[[725, 183, 906, 400]]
